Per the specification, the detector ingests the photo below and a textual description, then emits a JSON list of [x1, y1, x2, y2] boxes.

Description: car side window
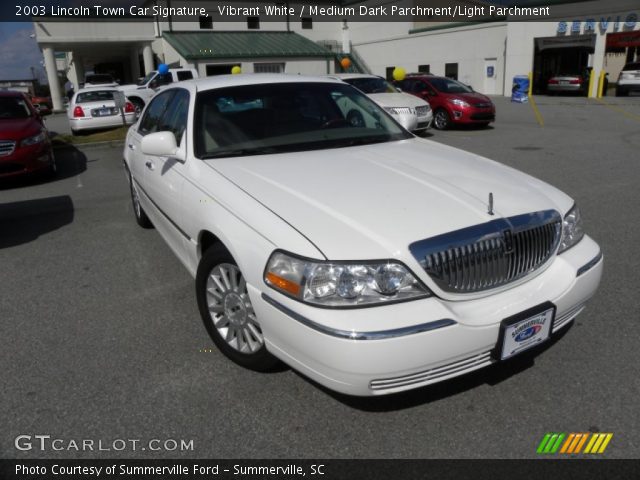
[[158, 89, 190, 146], [138, 90, 175, 136], [414, 81, 427, 92]]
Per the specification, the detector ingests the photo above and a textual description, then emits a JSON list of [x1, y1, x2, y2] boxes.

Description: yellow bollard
[[587, 69, 596, 97], [528, 72, 533, 96], [597, 71, 606, 98]]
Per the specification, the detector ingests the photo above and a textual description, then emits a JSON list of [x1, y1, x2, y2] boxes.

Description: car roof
[[76, 87, 120, 93], [328, 73, 382, 80], [0, 90, 26, 97], [179, 74, 344, 92]]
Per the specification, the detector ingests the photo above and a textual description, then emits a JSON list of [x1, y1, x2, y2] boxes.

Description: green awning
[[163, 31, 333, 60]]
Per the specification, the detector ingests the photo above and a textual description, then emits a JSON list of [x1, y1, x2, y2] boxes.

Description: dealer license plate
[[559, 80, 569, 85], [94, 108, 113, 117], [496, 303, 555, 360]]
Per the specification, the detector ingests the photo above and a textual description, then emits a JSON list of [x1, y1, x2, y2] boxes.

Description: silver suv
[[616, 62, 640, 96]]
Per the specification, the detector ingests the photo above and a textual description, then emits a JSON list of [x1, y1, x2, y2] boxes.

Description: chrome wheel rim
[[435, 111, 448, 129], [206, 263, 263, 354]]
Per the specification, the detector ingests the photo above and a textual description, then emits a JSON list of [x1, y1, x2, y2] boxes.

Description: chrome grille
[[0, 140, 16, 157], [415, 105, 430, 116], [409, 210, 562, 293], [388, 107, 414, 115], [370, 351, 493, 391]]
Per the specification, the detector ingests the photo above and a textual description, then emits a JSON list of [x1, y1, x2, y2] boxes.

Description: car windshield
[[0, 97, 31, 119], [343, 77, 397, 94], [194, 82, 411, 159], [137, 71, 157, 86], [76, 90, 116, 103], [429, 77, 473, 94], [85, 74, 114, 84], [622, 63, 640, 71]]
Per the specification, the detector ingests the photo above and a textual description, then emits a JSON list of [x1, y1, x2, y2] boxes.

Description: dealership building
[[34, 0, 640, 111]]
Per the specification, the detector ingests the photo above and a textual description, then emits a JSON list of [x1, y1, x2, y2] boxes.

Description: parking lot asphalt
[[1, 95, 639, 460]]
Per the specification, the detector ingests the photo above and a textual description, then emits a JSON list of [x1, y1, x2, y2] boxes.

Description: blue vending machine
[[511, 75, 529, 103]]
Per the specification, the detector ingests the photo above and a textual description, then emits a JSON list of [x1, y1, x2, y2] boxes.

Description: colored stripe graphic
[[538, 433, 613, 454], [537, 433, 565, 454]]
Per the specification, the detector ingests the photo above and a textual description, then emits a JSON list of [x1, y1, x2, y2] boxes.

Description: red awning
[[607, 30, 640, 49]]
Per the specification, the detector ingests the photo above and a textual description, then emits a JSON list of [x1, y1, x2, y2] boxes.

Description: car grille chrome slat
[[0, 140, 16, 157], [410, 210, 562, 294], [370, 351, 493, 391]]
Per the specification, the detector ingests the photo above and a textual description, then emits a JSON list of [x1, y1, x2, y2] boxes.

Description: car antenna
[[488, 192, 494, 216]]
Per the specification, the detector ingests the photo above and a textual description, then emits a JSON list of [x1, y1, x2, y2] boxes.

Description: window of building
[[206, 64, 237, 76], [385, 66, 395, 81], [445, 63, 458, 80], [247, 17, 260, 29], [199, 15, 213, 29], [418, 64, 430, 74], [254, 63, 285, 74], [301, 17, 313, 29]]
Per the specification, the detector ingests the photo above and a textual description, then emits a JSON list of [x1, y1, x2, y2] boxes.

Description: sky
[[0, 22, 46, 81]]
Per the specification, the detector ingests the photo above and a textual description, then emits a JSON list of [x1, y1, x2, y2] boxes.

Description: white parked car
[[68, 88, 136, 135], [616, 62, 640, 96], [124, 75, 602, 396], [331, 73, 432, 132]]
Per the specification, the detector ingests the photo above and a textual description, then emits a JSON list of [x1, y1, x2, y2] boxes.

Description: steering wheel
[[321, 118, 350, 129]]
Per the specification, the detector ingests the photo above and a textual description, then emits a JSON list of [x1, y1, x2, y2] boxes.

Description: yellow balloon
[[231, 66, 241, 74], [392, 67, 406, 81]]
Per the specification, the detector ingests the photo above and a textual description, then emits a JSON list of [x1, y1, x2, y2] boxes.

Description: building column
[[589, 33, 607, 98], [67, 52, 82, 93], [130, 47, 141, 82], [42, 46, 63, 112], [142, 44, 154, 75]]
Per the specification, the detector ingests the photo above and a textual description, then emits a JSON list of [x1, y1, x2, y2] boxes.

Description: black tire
[[128, 170, 153, 228], [196, 244, 280, 372], [433, 108, 450, 130], [71, 129, 79, 136], [615, 88, 627, 97]]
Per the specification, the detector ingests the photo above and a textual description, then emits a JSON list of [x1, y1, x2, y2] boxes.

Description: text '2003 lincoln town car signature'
[[123, 75, 602, 396]]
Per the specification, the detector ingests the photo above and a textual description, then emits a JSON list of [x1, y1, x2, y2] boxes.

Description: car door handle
[[145, 161, 155, 171], [128, 143, 135, 150]]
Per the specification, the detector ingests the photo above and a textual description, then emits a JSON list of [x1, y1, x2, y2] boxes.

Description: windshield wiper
[[200, 147, 278, 159]]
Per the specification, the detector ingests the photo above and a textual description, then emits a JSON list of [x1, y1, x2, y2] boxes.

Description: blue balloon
[[158, 64, 169, 74]]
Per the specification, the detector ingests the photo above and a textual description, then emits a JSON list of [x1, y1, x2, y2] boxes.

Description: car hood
[[453, 92, 493, 105], [204, 138, 571, 260], [367, 92, 429, 108], [0, 118, 40, 139]]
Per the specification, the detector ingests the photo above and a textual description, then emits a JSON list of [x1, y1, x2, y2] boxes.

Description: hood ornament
[[488, 192, 494, 216]]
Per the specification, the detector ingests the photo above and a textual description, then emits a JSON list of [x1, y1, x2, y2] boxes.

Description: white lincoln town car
[[123, 75, 602, 396]]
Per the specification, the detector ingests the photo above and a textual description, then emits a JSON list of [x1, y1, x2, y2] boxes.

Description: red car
[[0, 91, 55, 179], [28, 94, 53, 115], [396, 74, 495, 130]]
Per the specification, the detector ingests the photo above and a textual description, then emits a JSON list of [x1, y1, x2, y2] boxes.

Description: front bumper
[[450, 107, 495, 124], [253, 235, 602, 396], [0, 142, 54, 178]]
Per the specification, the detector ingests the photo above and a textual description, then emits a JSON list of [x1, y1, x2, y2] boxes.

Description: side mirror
[[149, 80, 158, 89], [141, 131, 185, 163]]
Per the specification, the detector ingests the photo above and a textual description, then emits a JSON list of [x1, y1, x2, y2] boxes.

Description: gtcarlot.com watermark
[[15, 435, 194, 452]]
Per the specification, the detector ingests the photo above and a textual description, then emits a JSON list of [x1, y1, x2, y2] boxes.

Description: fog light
[[37, 154, 50, 163], [454, 111, 463, 119]]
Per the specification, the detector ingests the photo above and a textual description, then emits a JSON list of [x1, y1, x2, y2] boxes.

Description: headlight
[[21, 130, 47, 147], [384, 107, 400, 115], [558, 204, 584, 253], [447, 98, 470, 107], [264, 251, 431, 308]]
